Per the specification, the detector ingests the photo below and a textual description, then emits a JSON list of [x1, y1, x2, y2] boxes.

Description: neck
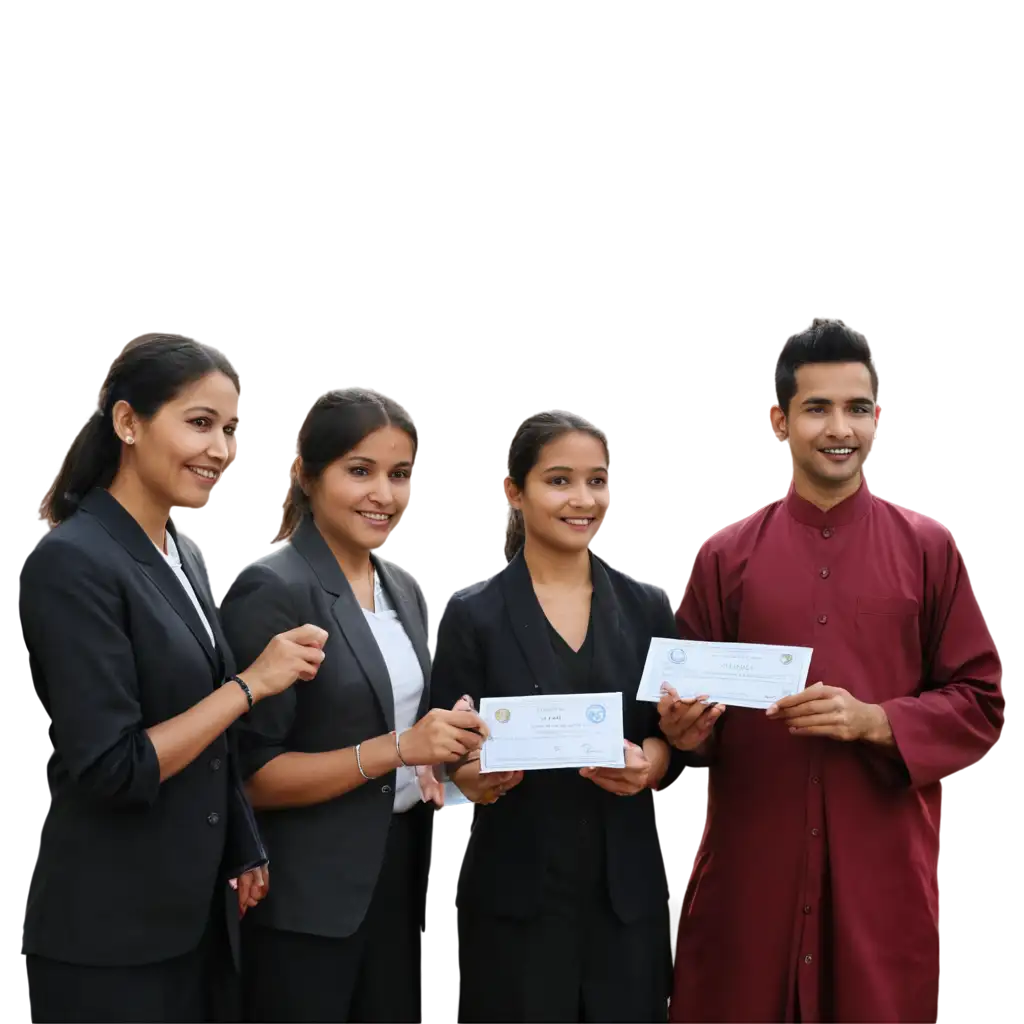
[[318, 523, 373, 585], [522, 538, 591, 587], [792, 464, 863, 512], [107, 472, 171, 550]]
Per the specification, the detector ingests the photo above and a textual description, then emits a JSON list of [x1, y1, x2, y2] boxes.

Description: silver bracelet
[[355, 743, 370, 780], [394, 729, 409, 767]]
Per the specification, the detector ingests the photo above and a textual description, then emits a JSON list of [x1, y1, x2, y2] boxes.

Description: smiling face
[[115, 371, 239, 509], [771, 361, 880, 493], [306, 425, 415, 553], [507, 431, 610, 556]]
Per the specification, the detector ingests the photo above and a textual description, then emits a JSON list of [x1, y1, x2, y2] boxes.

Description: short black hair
[[775, 318, 878, 412]]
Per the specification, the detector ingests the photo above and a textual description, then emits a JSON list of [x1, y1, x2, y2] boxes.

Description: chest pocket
[[855, 595, 922, 687]]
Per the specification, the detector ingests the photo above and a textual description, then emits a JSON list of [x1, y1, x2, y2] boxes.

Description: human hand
[[241, 625, 328, 700], [657, 685, 724, 751], [579, 739, 651, 796], [766, 682, 892, 744], [449, 756, 524, 806], [231, 864, 269, 918]]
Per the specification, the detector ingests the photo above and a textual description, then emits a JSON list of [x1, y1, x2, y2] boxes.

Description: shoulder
[[700, 498, 787, 558], [223, 545, 305, 604], [440, 571, 504, 626], [594, 556, 669, 610], [870, 495, 957, 554], [375, 556, 422, 595], [22, 515, 120, 586]]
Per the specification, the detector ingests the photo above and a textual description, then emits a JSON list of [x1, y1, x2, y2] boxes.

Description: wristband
[[230, 675, 254, 711]]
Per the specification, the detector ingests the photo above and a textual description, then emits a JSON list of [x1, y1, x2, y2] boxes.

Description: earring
[[125, 435, 135, 445]]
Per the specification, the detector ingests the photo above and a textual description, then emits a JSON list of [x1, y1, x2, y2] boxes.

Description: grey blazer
[[219, 514, 432, 939]]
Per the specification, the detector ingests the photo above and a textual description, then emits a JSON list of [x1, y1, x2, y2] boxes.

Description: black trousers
[[25, 897, 236, 1023], [241, 808, 425, 1023]]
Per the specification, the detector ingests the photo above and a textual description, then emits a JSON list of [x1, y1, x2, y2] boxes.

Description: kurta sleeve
[[19, 540, 161, 807], [430, 594, 483, 712], [647, 586, 686, 790], [219, 563, 301, 780], [676, 540, 737, 644], [881, 537, 1003, 789]]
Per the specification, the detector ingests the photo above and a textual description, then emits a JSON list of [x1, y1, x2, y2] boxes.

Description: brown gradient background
[[2, 9, 1024, 1024]]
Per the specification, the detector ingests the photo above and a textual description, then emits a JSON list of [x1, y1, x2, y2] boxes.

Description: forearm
[[145, 682, 250, 782], [861, 703, 897, 751], [246, 734, 402, 809], [642, 736, 671, 788]]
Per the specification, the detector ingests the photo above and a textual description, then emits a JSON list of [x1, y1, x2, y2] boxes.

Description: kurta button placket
[[820, 567, 830, 579], [817, 614, 828, 625], [821, 527, 833, 539]]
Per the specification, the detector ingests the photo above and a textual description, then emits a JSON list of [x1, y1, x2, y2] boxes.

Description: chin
[[175, 491, 213, 509]]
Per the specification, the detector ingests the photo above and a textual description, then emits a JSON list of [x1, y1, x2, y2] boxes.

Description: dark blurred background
[[2, 8, 1024, 1024]]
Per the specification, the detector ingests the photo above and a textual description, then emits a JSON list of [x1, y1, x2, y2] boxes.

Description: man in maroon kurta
[[659, 319, 1003, 1023]]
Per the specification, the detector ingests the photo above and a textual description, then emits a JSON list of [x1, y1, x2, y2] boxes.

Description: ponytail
[[278, 477, 309, 540], [504, 508, 526, 562], [40, 410, 121, 526]]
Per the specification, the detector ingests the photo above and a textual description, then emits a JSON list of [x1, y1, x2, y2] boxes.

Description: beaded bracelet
[[229, 675, 254, 711]]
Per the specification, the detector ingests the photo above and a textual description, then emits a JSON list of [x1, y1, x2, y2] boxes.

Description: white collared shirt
[[161, 530, 216, 647], [362, 570, 425, 813]]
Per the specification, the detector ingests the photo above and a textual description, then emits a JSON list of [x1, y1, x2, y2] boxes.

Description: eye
[[350, 466, 369, 477], [190, 417, 212, 429], [224, 424, 237, 437], [851, 404, 874, 415], [549, 475, 569, 486], [588, 477, 607, 487], [390, 469, 411, 480], [806, 406, 826, 415]]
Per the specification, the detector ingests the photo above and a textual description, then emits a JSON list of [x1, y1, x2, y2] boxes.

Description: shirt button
[[817, 614, 828, 625], [811, 776, 820, 784], [804, 954, 814, 964], [207, 812, 220, 826], [819, 567, 830, 579], [803, 905, 812, 914], [822, 527, 833, 539], [210, 758, 222, 771], [381, 784, 392, 794], [811, 828, 820, 837]]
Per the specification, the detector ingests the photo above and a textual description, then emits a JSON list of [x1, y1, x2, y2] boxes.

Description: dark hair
[[276, 388, 418, 542], [504, 410, 609, 562], [775, 318, 878, 413], [40, 333, 239, 526]]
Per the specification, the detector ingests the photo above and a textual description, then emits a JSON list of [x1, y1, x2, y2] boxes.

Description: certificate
[[479, 692, 625, 773], [635, 638, 813, 710]]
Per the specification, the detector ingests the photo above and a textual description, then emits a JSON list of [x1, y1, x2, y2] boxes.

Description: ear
[[770, 404, 788, 442], [873, 404, 881, 431], [111, 400, 137, 445], [504, 476, 523, 510]]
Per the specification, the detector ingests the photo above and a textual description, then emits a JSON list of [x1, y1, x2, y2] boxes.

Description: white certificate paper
[[636, 638, 813, 710], [478, 692, 625, 773]]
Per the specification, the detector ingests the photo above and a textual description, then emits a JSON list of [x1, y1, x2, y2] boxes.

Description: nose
[[207, 429, 230, 462], [567, 481, 594, 509], [370, 473, 395, 507], [826, 410, 855, 439]]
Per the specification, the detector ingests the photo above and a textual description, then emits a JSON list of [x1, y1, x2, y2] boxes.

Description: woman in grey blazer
[[19, 334, 327, 1024], [220, 388, 486, 1023]]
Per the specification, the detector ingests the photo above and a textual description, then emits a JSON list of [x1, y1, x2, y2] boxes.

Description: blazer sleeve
[[19, 539, 161, 807], [219, 563, 301, 780], [430, 594, 483, 712], [648, 586, 686, 791]]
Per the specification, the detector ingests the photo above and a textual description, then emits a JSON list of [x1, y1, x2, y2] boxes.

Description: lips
[[357, 511, 393, 524], [186, 465, 220, 482]]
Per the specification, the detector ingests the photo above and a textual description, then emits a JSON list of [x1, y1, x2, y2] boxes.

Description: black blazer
[[430, 550, 684, 924], [219, 514, 433, 940], [18, 489, 265, 967]]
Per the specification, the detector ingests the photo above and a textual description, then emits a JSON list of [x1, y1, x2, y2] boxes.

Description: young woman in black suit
[[219, 389, 486, 1024], [431, 411, 685, 1024], [19, 334, 328, 1023]]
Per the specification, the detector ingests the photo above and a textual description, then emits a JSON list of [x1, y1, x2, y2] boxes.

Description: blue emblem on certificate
[[586, 704, 606, 724], [669, 648, 687, 664]]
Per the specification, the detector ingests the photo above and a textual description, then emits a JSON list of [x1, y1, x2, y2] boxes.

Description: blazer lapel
[[375, 558, 432, 716], [587, 555, 632, 694], [173, 525, 231, 680], [498, 550, 562, 695], [291, 515, 395, 730], [81, 489, 218, 672]]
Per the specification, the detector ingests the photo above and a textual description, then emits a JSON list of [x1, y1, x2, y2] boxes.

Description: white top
[[161, 531, 216, 647], [362, 570, 425, 813]]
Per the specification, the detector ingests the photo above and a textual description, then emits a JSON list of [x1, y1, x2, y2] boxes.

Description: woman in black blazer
[[19, 334, 329, 1023], [219, 388, 486, 1024], [431, 411, 685, 1024]]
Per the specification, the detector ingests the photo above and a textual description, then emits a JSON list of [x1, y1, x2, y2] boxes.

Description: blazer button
[[210, 758, 222, 771], [381, 784, 392, 794], [207, 812, 221, 826]]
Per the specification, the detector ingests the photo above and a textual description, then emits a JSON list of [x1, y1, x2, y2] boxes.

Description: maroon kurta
[[669, 480, 1003, 1023]]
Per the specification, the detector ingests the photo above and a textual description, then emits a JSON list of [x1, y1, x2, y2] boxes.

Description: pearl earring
[[125, 435, 135, 445]]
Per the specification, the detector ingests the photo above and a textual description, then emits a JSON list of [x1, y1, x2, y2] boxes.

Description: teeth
[[188, 466, 217, 479], [359, 512, 391, 521], [822, 448, 854, 455], [564, 518, 593, 526]]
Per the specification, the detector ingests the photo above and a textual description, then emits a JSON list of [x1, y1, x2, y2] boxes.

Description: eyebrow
[[347, 455, 414, 468], [542, 465, 609, 473], [800, 396, 874, 407], [186, 405, 238, 423]]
